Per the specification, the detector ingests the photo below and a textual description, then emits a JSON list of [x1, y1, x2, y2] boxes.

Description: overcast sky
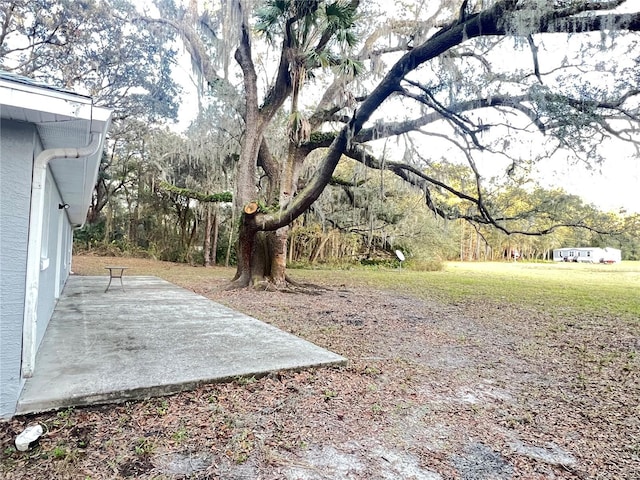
[[544, 150, 640, 214]]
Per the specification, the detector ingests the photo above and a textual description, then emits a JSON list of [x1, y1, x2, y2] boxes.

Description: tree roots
[[223, 274, 327, 294]]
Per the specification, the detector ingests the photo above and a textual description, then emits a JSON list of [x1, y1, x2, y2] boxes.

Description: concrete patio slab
[[16, 275, 346, 415]]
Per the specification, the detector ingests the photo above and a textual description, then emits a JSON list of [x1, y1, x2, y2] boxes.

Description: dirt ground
[[1, 265, 639, 479]]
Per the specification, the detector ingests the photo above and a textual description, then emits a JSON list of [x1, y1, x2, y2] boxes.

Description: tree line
[[73, 131, 640, 264]]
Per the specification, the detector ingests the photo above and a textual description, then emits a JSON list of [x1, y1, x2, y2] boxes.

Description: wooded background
[[2, 0, 639, 268]]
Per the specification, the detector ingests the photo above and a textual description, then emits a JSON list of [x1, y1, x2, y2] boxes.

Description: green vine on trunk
[[330, 176, 367, 187], [308, 131, 335, 145], [257, 200, 280, 213], [160, 182, 232, 203]]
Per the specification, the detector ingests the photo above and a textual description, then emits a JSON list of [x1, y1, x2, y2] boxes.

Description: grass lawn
[[295, 260, 640, 319], [72, 256, 640, 319]]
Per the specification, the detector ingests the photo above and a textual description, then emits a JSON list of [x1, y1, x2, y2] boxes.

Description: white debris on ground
[[15, 424, 44, 451]]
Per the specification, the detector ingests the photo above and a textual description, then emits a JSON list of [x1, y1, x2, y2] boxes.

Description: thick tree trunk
[[233, 203, 258, 285], [231, 5, 265, 286], [87, 179, 108, 225], [232, 143, 307, 288], [269, 227, 288, 284], [262, 147, 307, 286]]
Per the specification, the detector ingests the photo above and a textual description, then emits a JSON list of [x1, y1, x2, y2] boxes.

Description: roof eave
[[0, 74, 113, 227]]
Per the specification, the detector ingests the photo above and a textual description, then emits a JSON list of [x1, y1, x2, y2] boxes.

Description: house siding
[[35, 173, 65, 350], [1, 74, 111, 418], [0, 119, 35, 417]]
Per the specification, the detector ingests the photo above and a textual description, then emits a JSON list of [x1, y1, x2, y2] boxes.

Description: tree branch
[[253, 0, 640, 232]]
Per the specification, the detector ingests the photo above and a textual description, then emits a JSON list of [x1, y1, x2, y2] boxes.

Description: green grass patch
[[292, 261, 640, 319], [72, 255, 639, 319]]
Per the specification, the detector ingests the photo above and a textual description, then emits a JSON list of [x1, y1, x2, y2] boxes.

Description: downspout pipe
[[21, 134, 102, 378]]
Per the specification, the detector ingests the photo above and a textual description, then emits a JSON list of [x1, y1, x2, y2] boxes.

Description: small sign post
[[395, 250, 405, 269]]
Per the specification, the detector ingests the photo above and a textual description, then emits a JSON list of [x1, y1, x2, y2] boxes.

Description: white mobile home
[[0, 72, 111, 417], [552, 247, 622, 264]]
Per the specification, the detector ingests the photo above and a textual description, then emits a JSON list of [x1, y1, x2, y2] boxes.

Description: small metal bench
[[105, 266, 128, 292]]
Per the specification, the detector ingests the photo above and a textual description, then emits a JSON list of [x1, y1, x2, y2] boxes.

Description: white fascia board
[[0, 79, 90, 118], [0, 78, 112, 132]]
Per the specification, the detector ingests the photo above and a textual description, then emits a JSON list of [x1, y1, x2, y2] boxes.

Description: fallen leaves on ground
[[1, 260, 638, 479]]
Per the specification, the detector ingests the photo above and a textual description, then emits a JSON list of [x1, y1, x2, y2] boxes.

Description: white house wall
[[0, 119, 35, 417]]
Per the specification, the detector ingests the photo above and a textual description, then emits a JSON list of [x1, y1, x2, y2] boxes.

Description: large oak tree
[[149, 0, 640, 287]]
